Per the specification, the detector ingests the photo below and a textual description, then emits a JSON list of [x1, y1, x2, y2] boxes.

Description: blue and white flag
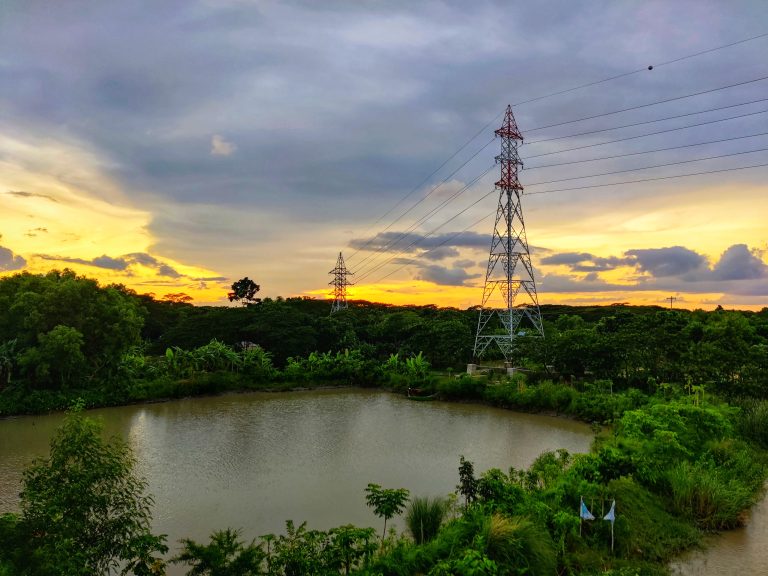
[[603, 500, 616, 523], [579, 497, 595, 520]]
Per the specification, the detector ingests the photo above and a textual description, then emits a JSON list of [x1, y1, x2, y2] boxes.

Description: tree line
[[1, 270, 767, 411]]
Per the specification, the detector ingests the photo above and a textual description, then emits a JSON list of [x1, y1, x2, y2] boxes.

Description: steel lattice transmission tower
[[329, 252, 353, 313], [474, 105, 544, 361]]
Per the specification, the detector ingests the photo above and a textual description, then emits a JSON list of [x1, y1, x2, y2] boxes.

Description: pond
[[0, 388, 593, 559]]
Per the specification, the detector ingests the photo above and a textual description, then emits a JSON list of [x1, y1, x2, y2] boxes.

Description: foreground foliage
[[2, 270, 768, 574], [0, 407, 167, 575]]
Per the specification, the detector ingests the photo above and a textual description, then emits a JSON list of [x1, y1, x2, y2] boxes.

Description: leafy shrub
[[480, 514, 556, 576], [438, 374, 486, 400]]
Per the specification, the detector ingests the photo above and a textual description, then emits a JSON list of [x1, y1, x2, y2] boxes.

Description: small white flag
[[580, 497, 595, 520], [603, 499, 616, 523]]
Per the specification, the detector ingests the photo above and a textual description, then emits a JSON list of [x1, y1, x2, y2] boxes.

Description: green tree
[[457, 456, 478, 508], [364, 483, 410, 542], [0, 339, 15, 389], [228, 277, 261, 306], [327, 525, 377, 575], [18, 325, 87, 388], [0, 270, 145, 388], [172, 528, 265, 576], [15, 407, 167, 575]]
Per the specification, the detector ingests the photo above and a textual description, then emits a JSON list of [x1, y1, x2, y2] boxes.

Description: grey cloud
[[5, 190, 58, 202], [540, 252, 594, 266], [2, 1, 767, 302], [537, 244, 768, 296], [38, 254, 129, 270], [36, 252, 182, 277], [0, 246, 27, 271], [157, 264, 182, 278], [420, 246, 459, 261], [124, 252, 160, 266], [711, 244, 768, 281], [349, 231, 491, 254], [624, 246, 707, 277], [540, 251, 632, 272], [415, 264, 481, 286]]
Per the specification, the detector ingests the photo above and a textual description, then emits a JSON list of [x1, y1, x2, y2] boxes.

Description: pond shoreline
[[3, 382, 766, 575]]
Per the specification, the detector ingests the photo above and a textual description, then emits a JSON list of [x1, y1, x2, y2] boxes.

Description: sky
[[1, 0, 767, 310]]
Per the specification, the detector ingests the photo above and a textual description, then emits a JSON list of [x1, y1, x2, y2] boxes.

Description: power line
[[356, 186, 498, 282], [348, 37, 768, 263], [363, 77, 768, 255], [351, 164, 496, 276], [374, 212, 495, 284], [345, 35, 768, 283], [526, 162, 768, 196], [512, 31, 768, 108], [525, 131, 768, 170], [353, 131, 768, 275], [359, 161, 768, 284], [353, 133, 768, 276], [522, 108, 768, 160], [356, 92, 768, 268], [352, 111, 767, 274], [525, 74, 768, 133], [525, 97, 768, 145], [347, 130, 500, 261], [649, 31, 768, 68], [524, 147, 768, 187], [349, 137, 495, 264]]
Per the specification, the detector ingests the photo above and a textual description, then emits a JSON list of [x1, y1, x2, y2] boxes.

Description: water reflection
[[1, 389, 592, 565]]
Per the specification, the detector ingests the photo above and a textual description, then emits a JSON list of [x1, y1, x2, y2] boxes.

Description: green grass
[[405, 496, 448, 545]]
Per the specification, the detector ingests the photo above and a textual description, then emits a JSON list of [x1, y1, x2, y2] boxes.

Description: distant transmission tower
[[329, 252, 353, 313], [474, 105, 544, 361]]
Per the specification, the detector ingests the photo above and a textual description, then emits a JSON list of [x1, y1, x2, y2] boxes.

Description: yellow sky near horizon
[[2, 131, 767, 311]]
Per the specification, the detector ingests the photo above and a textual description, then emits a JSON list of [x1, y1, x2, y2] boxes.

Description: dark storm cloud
[[0, 246, 27, 271], [13, 0, 755, 223]]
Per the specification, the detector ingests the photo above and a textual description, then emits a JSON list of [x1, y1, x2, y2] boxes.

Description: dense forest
[[2, 270, 768, 575], [1, 269, 767, 414]]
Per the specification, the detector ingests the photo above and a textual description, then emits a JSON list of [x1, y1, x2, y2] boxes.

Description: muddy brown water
[[2, 388, 759, 574]]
